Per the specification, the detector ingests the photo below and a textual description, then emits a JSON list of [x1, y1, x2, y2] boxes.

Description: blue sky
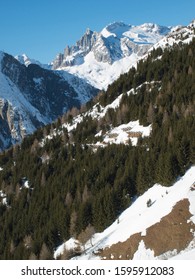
[[0, 0, 194, 63]]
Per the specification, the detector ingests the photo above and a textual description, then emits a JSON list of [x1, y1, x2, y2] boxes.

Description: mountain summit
[[52, 22, 171, 89]]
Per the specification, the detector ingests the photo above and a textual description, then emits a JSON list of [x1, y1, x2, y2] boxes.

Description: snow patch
[[15, 54, 50, 69], [54, 238, 80, 259], [133, 240, 156, 260], [0, 190, 7, 205], [60, 52, 138, 90], [101, 121, 152, 146], [54, 166, 195, 260]]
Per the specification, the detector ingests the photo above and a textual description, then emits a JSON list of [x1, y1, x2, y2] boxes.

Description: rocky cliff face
[[52, 22, 171, 89], [52, 22, 171, 69], [53, 29, 97, 68], [0, 52, 98, 151]]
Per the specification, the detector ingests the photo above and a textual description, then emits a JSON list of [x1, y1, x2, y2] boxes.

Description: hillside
[[0, 30, 194, 259], [0, 52, 98, 151], [54, 166, 195, 260]]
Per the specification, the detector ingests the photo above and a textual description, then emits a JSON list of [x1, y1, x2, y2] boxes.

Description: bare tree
[[84, 224, 95, 246], [65, 191, 73, 207], [70, 107, 79, 118], [168, 126, 174, 143], [77, 230, 87, 252], [147, 102, 154, 123], [69, 211, 77, 237], [30, 138, 39, 154], [162, 109, 169, 124], [10, 240, 15, 255], [41, 172, 46, 187], [23, 235, 33, 250], [82, 185, 90, 203], [39, 243, 52, 260], [29, 252, 37, 260], [77, 224, 95, 252]]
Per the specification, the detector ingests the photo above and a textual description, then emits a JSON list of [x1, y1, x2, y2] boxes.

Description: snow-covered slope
[[14, 54, 97, 104], [15, 20, 195, 92], [0, 52, 98, 151], [150, 19, 195, 51], [51, 20, 195, 90], [15, 54, 48, 68], [41, 81, 155, 148], [52, 22, 171, 89], [54, 166, 195, 260]]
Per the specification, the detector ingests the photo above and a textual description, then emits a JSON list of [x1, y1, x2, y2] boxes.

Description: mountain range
[[0, 19, 195, 260], [1, 20, 194, 151], [52, 22, 172, 89]]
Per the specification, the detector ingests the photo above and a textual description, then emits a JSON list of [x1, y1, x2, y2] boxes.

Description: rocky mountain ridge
[[0, 52, 98, 151], [52, 22, 171, 68], [51, 20, 195, 90], [51, 22, 171, 89], [0, 21, 174, 151]]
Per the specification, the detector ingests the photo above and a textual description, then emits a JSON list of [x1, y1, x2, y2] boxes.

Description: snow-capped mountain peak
[[101, 22, 171, 43], [52, 21, 171, 90], [101, 21, 131, 38], [15, 54, 51, 70], [150, 20, 195, 51], [15, 54, 41, 67], [189, 19, 195, 27]]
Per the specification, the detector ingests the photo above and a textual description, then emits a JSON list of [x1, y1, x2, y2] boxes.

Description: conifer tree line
[[0, 38, 194, 259]]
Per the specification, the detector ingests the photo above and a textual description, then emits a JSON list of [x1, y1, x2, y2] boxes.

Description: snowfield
[[54, 20, 195, 91], [60, 52, 138, 90], [55, 22, 171, 90], [54, 166, 195, 260], [100, 121, 152, 146]]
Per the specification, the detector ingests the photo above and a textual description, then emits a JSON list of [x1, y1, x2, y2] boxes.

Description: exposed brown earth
[[98, 199, 195, 260]]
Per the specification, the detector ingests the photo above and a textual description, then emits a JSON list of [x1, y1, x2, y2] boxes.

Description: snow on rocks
[[0, 190, 7, 205], [55, 22, 171, 90], [100, 121, 152, 146]]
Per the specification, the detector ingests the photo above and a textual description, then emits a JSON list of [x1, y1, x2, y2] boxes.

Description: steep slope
[[0, 26, 194, 260], [52, 22, 171, 89], [151, 19, 195, 50], [0, 52, 98, 151], [54, 166, 195, 260], [52, 35, 195, 260]]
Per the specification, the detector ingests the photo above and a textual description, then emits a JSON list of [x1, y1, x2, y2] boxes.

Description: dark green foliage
[[0, 38, 195, 259]]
